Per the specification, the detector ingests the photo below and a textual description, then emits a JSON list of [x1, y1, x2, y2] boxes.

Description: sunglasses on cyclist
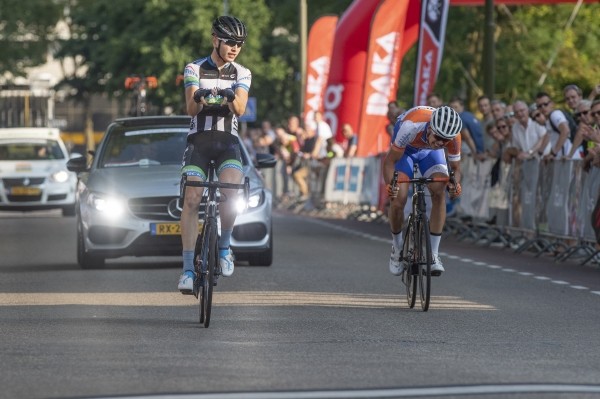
[[537, 101, 551, 108], [574, 110, 590, 118], [217, 37, 244, 48]]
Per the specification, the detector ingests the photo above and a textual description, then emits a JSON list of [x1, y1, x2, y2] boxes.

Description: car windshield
[[100, 127, 188, 168], [0, 140, 65, 161]]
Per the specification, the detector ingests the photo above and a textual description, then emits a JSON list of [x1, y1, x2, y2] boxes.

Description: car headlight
[[87, 192, 126, 219], [235, 190, 264, 213], [50, 170, 70, 183]]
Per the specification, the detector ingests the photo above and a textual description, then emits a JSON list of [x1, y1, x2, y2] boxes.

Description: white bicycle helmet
[[430, 106, 463, 139]]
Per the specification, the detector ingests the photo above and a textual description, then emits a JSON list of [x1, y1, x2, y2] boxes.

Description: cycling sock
[[182, 250, 195, 274], [392, 231, 403, 249], [219, 229, 233, 249], [430, 233, 442, 255], [219, 248, 230, 258]]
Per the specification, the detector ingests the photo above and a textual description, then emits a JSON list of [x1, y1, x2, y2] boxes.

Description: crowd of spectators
[[243, 83, 600, 225]]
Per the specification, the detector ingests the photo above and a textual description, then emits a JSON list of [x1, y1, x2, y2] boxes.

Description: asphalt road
[[1, 209, 600, 399]]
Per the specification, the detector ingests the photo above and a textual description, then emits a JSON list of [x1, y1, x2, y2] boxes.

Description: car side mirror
[[255, 153, 277, 169], [66, 156, 88, 173]]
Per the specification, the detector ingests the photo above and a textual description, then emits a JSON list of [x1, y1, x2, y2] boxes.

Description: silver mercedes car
[[67, 115, 276, 269]]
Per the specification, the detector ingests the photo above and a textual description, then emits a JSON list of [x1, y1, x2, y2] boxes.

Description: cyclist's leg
[[215, 135, 244, 277], [386, 150, 413, 275], [418, 149, 449, 274], [178, 134, 209, 292]]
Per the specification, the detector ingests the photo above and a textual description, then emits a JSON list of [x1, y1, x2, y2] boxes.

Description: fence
[[277, 154, 600, 266]]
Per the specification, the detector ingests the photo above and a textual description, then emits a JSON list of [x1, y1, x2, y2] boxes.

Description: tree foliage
[[3, 0, 599, 124], [0, 0, 64, 79], [398, 3, 600, 111]]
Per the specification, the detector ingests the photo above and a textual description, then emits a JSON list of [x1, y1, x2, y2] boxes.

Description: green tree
[[0, 0, 64, 79], [398, 3, 600, 111]]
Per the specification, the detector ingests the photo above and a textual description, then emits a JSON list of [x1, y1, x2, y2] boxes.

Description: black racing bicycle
[[181, 160, 249, 327], [393, 164, 450, 312]]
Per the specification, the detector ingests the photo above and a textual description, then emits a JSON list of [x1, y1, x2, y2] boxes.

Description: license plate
[[11, 187, 41, 195], [150, 222, 203, 236]]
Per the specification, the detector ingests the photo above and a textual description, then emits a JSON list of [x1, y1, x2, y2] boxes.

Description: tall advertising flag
[[304, 16, 338, 123], [322, 0, 381, 143], [413, 0, 450, 106], [356, 0, 411, 157]]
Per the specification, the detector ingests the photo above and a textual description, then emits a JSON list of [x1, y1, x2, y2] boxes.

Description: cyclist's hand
[[448, 182, 462, 199], [193, 88, 211, 103], [218, 88, 235, 103], [387, 183, 399, 199]]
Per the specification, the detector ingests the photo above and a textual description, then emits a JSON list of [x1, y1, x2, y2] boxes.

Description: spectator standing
[[426, 93, 444, 108], [563, 84, 584, 113], [567, 99, 595, 159], [535, 91, 576, 159], [491, 100, 507, 122], [477, 95, 496, 151], [449, 96, 485, 160], [503, 100, 548, 162], [255, 120, 278, 193], [386, 101, 402, 139], [292, 124, 318, 202], [341, 123, 358, 158]]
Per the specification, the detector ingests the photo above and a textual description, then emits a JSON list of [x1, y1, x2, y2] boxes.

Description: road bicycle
[[181, 161, 249, 327], [392, 164, 451, 312]]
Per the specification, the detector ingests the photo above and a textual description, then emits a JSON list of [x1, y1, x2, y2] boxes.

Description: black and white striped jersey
[[183, 55, 252, 137]]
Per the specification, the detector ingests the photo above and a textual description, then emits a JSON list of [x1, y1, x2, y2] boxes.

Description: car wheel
[[62, 204, 76, 217], [247, 231, 273, 266], [77, 220, 105, 269]]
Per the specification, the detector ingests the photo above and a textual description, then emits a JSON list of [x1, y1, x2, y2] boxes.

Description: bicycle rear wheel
[[416, 216, 432, 311], [199, 219, 217, 327], [402, 215, 417, 309]]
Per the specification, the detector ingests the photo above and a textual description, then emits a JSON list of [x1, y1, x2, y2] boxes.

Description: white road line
[[87, 383, 600, 398], [300, 217, 599, 299]]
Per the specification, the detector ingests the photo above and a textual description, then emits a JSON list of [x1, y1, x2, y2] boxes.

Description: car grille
[[128, 196, 208, 221], [7, 194, 42, 202], [2, 177, 46, 187], [129, 196, 179, 221]]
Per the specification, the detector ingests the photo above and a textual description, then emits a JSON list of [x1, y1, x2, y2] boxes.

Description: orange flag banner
[[303, 15, 338, 124], [356, 0, 411, 157]]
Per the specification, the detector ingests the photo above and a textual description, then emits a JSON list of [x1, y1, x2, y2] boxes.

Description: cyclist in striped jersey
[[178, 16, 252, 293], [384, 106, 463, 277]]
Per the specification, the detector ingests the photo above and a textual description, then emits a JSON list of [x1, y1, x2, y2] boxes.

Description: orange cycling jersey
[[391, 106, 462, 162]]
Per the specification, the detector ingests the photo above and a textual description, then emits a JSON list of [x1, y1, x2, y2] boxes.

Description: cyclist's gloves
[[193, 88, 212, 103], [386, 183, 399, 199], [218, 88, 236, 103], [448, 182, 462, 199]]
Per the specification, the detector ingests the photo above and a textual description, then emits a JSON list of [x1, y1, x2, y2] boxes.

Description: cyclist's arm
[[383, 146, 404, 184], [228, 87, 248, 117], [185, 85, 204, 116], [448, 160, 461, 185]]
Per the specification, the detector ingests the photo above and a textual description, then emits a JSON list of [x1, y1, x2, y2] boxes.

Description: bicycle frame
[[180, 160, 249, 327], [394, 164, 449, 311]]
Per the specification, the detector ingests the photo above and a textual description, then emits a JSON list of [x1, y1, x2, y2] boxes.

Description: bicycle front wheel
[[199, 219, 217, 328], [416, 215, 432, 311], [402, 214, 417, 309]]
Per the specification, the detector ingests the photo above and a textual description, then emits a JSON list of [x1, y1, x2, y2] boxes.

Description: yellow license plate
[[150, 222, 203, 236], [11, 187, 41, 195]]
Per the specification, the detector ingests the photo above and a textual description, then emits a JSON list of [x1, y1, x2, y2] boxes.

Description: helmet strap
[[215, 41, 228, 64]]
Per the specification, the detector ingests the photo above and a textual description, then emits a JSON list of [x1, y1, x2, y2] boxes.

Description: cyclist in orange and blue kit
[[383, 106, 463, 277]]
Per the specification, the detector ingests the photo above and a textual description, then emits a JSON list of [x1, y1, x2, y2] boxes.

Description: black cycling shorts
[[181, 131, 243, 179]]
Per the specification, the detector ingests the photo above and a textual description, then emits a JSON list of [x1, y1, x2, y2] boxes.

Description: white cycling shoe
[[389, 245, 405, 276], [219, 249, 235, 277], [431, 255, 445, 276], [178, 271, 194, 294]]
